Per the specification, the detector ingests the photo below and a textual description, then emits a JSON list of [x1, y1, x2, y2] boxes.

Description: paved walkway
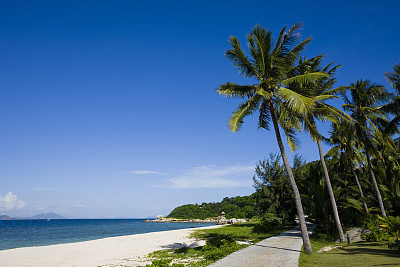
[[210, 223, 314, 267]]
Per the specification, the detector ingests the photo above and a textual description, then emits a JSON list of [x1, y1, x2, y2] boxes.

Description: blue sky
[[1, 0, 399, 218]]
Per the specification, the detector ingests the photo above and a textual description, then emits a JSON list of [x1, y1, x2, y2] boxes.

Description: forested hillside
[[167, 195, 257, 219]]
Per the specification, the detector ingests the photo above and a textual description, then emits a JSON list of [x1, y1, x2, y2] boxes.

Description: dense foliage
[[252, 153, 296, 223]]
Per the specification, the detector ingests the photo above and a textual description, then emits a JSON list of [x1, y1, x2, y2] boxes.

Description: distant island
[[0, 215, 16, 220]]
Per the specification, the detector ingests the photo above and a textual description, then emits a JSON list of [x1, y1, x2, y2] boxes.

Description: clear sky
[[1, 0, 399, 218]]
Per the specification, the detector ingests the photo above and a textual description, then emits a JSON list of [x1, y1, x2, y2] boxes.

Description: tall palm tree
[[326, 121, 370, 214], [217, 23, 328, 254], [370, 124, 400, 216], [342, 80, 391, 217], [292, 58, 347, 241]]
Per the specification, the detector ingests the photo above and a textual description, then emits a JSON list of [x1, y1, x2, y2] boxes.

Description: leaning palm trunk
[[316, 138, 345, 241], [269, 101, 313, 254], [364, 143, 387, 217], [351, 168, 369, 214]]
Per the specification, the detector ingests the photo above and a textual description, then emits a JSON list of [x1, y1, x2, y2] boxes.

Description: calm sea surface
[[0, 219, 215, 250]]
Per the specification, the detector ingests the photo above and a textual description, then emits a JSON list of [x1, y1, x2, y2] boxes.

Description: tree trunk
[[268, 100, 313, 254], [316, 138, 345, 242], [351, 168, 369, 214], [364, 145, 387, 217]]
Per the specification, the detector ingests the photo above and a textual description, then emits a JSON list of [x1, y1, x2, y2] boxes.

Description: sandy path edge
[[0, 225, 222, 267]]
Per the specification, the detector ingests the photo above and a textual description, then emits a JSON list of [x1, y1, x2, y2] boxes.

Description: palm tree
[[382, 63, 400, 135], [292, 58, 347, 241], [342, 80, 391, 217], [326, 121, 370, 214], [370, 124, 400, 216], [217, 23, 328, 254]]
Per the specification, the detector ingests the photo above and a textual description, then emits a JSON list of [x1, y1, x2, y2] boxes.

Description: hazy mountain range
[[0, 212, 66, 220]]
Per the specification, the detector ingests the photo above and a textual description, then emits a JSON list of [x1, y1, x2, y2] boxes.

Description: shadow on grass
[[160, 242, 205, 250], [333, 242, 400, 258]]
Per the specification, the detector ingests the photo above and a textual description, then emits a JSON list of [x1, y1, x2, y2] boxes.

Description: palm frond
[[385, 63, 400, 92], [322, 86, 348, 96], [284, 127, 300, 151], [280, 22, 303, 56], [248, 25, 272, 77], [383, 114, 400, 136], [276, 87, 315, 115], [217, 82, 256, 98], [318, 103, 353, 122], [228, 95, 261, 132], [314, 94, 339, 102], [325, 146, 340, 158], [281, 37, 312, 69], [225, 36, 259, 79], [282, 72, 329, 86]]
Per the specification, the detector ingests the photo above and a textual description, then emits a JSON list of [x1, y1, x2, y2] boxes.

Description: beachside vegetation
[[141, 222, 293, 267]]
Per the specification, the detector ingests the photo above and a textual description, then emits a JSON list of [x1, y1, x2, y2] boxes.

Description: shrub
[[202, 235, 245, 261], [311, 224, 340, 242], [361, 215, 390, 242], [380, 216, 400, 250], [253, 213, 282, 233]]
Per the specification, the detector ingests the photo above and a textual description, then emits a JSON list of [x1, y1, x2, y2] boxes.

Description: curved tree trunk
[[316, 138, 345, 242], [351, 168, 369, 214], [364, 145, 387, 217], [268, 100, 313, 254]]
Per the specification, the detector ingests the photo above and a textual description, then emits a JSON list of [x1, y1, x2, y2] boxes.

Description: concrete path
[[210, 223, 314, 267]]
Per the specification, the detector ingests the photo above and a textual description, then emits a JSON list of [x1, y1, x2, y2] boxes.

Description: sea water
[[0, 219, 214, 250]]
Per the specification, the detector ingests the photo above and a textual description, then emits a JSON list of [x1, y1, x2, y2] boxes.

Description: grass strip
[[299, 239, 400, 266]]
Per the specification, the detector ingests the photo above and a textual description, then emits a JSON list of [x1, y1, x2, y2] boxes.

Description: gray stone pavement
[[209, 223, 315, 267]]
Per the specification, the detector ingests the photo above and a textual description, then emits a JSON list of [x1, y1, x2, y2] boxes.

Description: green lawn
[[299, 239, 400, 266]]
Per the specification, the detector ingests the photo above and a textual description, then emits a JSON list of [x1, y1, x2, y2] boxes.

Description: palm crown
[[342, 80, 391, 149], [217, 23, 328, 150]]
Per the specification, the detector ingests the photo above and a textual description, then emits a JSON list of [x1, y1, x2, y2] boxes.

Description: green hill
[[167, 194, 257, 219]]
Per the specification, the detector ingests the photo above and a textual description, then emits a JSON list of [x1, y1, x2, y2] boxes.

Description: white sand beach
[[0, 225, 221, 267]]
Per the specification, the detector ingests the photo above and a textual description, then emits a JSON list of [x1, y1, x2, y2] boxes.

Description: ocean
[[0, 219, 215, 250]]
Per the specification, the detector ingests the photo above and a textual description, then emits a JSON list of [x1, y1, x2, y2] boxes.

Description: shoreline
[[0, 219, 216, 251], [0, 224, 222, 267]]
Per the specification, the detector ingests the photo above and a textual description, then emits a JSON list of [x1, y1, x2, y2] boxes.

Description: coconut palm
[[370, 125, 400, 216], [342, 80, 391, 217], [217, 23, 328, 254], [291, 58, 348, 241], [326, 121, 369, 214], [382, 63, 400, 135]]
